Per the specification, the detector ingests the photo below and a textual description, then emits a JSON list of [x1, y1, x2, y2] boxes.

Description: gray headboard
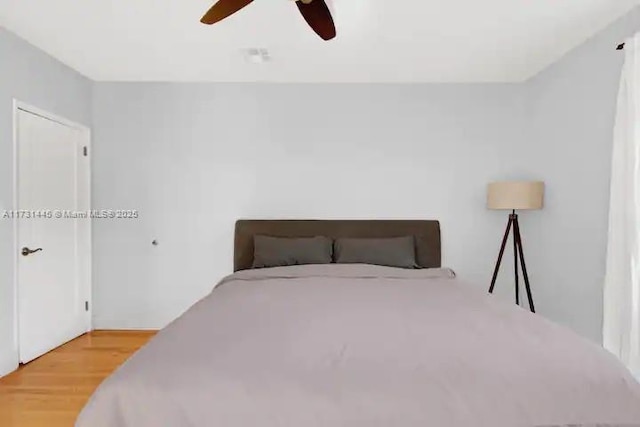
[[234, 220, 441, 272]]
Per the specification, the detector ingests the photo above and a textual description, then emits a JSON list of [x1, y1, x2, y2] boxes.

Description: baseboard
[[91, 329, 159, 333], [93, 316, 168, 331], [0, 351, 19, 378]]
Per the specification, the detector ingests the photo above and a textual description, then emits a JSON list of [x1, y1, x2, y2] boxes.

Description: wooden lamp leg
[[513, 216, 535, 313], [489, 215, 513, 294], [513, 211, 519, 306]]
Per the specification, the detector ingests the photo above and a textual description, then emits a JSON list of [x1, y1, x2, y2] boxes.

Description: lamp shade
[[487, 181, 544, 210]]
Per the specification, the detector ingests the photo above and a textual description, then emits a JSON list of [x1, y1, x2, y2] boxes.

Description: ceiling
[[0, 0, 637, 83]]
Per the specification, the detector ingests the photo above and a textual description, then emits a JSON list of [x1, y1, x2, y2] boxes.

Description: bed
[[77, 220, 640, 427]]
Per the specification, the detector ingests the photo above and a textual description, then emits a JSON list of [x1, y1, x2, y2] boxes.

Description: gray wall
[[91, 83, 532, 329], [90, 3, 640, 342], [0, 27, 92, 375], [522, 7, 640, 342]]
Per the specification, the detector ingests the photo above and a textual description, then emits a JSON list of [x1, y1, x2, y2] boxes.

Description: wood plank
[[0, 330, 156, 427]]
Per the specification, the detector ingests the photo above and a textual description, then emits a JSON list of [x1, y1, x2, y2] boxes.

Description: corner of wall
[[524, 5, 640, 86]]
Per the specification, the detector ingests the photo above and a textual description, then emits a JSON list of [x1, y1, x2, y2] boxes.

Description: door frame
[[12, 99, 92, 358]]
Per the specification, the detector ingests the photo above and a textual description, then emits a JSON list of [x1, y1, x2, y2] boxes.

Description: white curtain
[[604, 33, 640, 378]]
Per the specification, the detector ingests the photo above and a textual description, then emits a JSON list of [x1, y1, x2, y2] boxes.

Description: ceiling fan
[[200, 0, 336, 41]]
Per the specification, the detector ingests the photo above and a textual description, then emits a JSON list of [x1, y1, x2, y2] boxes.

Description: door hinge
[[83, 146, 88, 157], [85, 301, 89, 311]]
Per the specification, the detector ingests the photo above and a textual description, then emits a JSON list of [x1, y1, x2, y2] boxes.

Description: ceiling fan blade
[[201, 0, 254, 25], [296, 0, 336, 41]]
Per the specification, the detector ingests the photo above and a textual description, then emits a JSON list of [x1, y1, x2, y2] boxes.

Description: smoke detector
[[243, 48, 271, 64]]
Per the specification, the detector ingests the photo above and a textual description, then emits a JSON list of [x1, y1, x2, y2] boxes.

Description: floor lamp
[[487, 181, 544, 313]]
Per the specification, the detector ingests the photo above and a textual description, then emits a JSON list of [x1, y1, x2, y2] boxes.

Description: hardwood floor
[[0, 330, 156, 427]]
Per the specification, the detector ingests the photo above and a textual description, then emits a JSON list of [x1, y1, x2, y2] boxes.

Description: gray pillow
[[334, 236, 417, 269], [253, 236, 333, 268]]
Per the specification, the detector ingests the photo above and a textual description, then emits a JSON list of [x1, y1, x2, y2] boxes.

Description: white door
[[16, 106, 91, 364]]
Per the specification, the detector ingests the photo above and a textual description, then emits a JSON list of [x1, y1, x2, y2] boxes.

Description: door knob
[[22, 247, 43, 256]]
